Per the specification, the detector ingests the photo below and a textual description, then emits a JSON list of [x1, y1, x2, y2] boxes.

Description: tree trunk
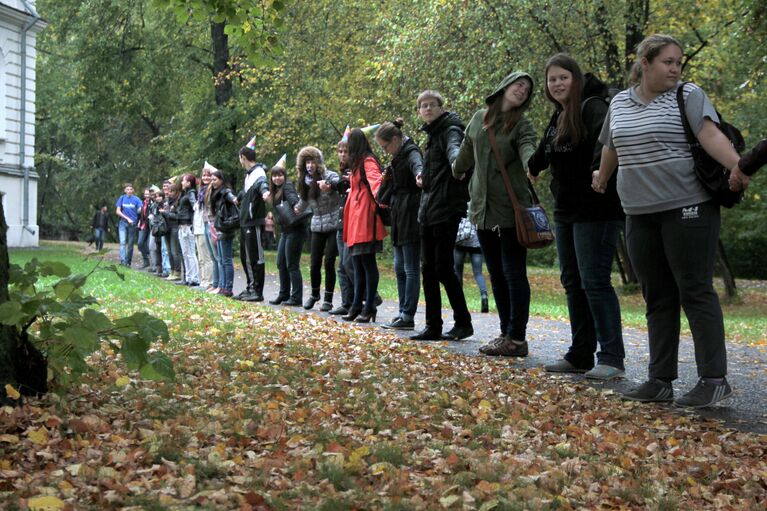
[[0, 196, 47, 405], [616, 233, 638, 285], [716, 239, 737, 298], [595, 1, 624, 86], [211, 21, 232, 106], [625, 0, 650, 75]]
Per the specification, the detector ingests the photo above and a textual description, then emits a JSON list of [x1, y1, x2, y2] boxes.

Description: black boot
[[304, 288, 320, 310], [481, 295, 489, 313], [319, 291, 333, 312]]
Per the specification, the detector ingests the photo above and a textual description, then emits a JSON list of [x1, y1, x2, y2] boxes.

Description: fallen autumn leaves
[[1, 293, 766, 510]]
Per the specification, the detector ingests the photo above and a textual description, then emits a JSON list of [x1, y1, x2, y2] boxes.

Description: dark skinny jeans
[[276, 228, 306, 301], [351, 252, 379, 315], [477, 227, 529, 340], [310, 230, 338, 296]]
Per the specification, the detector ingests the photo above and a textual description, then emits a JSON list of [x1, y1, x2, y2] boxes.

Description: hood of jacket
[[485, 71, 535, 109], [420, 111, 465, 136], [296, 146, 325, 175]]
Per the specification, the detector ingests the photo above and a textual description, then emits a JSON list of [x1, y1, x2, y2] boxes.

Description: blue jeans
[[352, 252, 379, 314], [454, 248, 488, 297], [137, 228, 150, 263], [118, 221, 137, 265], [477, 228, 529, 340], [556, 220, 625, 370], [393, 242, 420, 320], [336, 230, 354, 308], [161, 237, 171, 274], [216, 237, 234, 292], [277, 229, 305, 301], [93, 228, 105, 251]]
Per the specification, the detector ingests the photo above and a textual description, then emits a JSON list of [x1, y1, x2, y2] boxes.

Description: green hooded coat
[[453, 71, 538, 230]]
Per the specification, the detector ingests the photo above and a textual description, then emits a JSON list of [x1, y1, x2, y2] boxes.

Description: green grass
[[8, 242, 767, 345]]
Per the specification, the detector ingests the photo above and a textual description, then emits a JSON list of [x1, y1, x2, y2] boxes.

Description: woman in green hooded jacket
[[453, 71, 537, 357]]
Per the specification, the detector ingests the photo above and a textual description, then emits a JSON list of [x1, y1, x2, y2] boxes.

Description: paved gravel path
[[220, 267, 767, 434]]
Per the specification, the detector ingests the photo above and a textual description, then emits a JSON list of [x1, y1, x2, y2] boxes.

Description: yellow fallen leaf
[[27, 495, 65, 511], [115, 376, 130, 387], [28, 427, 49, 445], [4, 384, 20, 400]]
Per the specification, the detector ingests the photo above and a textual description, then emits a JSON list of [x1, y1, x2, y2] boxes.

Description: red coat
[[343, 156, 387, 247]]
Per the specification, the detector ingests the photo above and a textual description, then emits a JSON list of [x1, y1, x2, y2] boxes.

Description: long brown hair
[[483, 78, 531, 134], [269, 166, 287, 203], [347, 128, 380, 177], [544, 53, 586, 145]]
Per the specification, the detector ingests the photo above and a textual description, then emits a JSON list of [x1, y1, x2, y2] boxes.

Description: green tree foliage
[[35, 0, 767, 274]]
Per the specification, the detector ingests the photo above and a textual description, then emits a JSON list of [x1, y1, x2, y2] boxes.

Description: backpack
[[676, 83, 746, 208]]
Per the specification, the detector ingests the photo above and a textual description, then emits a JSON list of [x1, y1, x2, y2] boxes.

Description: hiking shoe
[[319, 302, 333, 312], [303, 296, 319, 310], [444, 324, 473, 341], [545, 359, 589, 374], [674, 378, 732, 408], [485, 337, 528, 357], [329, 305, 348, 315], [382, 317, 415, 330], [584, 364, 625, 380], [621, 379, 673, 402], [282, 298, 302, 306], [478, 335, 505, 354]]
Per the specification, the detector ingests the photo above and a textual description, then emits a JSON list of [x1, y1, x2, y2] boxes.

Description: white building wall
[[0, 0, 43, 247]]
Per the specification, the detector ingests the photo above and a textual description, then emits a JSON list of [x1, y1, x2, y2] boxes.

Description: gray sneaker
[[584, 364, 625, 380], [545, 359, 588, 374], [622, 379, 673, 402], [674, 378, 732, 408]]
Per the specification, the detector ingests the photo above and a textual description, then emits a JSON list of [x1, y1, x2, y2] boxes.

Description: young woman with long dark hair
[[528, 54, 625, 379], [453, 72, 537, 356], [342, 128, 387, 323]]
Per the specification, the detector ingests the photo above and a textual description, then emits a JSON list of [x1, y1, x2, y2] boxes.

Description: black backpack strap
[[675, 82, 697, 147]]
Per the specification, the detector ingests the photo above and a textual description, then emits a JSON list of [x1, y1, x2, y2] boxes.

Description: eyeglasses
[[419, 102, 440, 110]]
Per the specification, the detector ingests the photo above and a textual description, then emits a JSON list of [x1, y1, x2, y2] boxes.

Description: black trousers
[[240, 224, 266, 296], [626, 201, 726, 380], [420, 219, 471, 331], [310, 231, 338, 295]]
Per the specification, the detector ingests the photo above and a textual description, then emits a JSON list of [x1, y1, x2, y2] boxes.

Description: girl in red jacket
[[342, 128, 387, 322]]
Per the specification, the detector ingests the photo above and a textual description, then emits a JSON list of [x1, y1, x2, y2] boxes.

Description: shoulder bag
[[486, 127, 554, 249]]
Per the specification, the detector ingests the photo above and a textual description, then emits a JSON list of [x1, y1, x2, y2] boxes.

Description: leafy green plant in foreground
[[0, 257, 174, 397]]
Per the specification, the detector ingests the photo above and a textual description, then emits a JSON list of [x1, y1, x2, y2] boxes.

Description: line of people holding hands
[[116, 33, 765, 410]]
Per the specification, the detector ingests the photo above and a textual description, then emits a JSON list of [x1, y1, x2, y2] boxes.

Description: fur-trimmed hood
[[296, 146, 325, 175]]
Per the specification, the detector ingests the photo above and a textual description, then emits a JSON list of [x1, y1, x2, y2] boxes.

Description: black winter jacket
[[238, 163, 270, 227], [167, 189, 197, 225], [210, 186, 238, 241], [273, 181, 307, 232], [389, 137, 423, 246], [418, 111, 468, 226], [528, 74, 623, 222]]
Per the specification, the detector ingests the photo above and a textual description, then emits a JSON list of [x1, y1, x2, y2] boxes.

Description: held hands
[[416, 173, 423, 188], [728, 165, 750, 192], [318, 180, 331, 192], [262, 191, 271, 202], [526, 168, 538, 183], [591, 171, 606, 194]]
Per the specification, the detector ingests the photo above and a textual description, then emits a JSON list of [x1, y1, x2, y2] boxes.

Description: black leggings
[[310, 231, 338, 294]]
